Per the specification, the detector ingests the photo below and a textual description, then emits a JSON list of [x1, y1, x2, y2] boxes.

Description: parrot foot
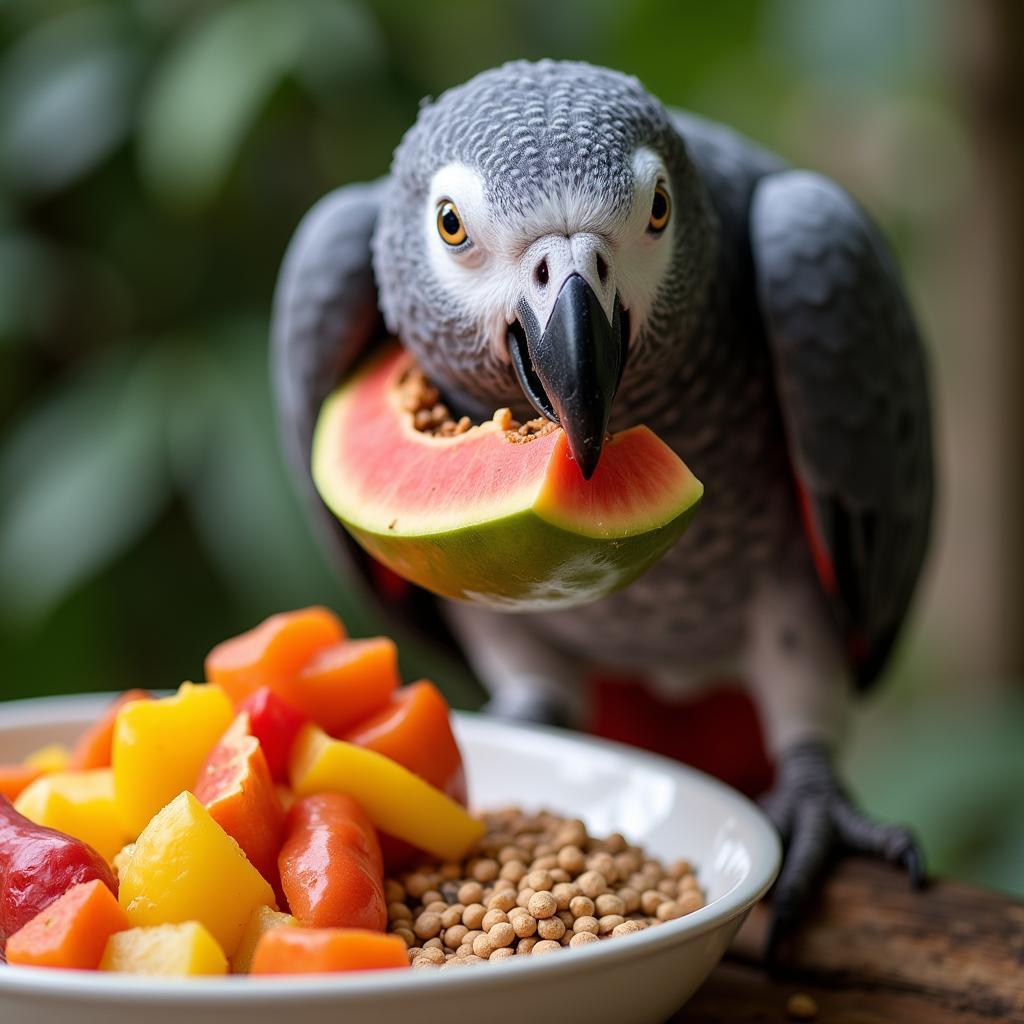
[[760, 740, 924, 963], [483, 690, 571, 728]]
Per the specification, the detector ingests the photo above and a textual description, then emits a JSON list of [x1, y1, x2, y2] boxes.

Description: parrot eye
[[436, 200, 468, 247], [648, 184, 671, 233]]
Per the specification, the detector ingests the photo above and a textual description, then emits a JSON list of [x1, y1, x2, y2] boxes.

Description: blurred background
[[1, 0, 1021, 895]]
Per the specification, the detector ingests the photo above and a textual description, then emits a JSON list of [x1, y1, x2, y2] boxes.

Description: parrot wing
[[271, 180, 392, 589], [750, 171, 934, 687]]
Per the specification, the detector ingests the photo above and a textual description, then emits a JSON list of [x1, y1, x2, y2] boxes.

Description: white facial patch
[[425, 163, 522, 363], [424, 149, 676, 358], [612, 147, 675, 342]]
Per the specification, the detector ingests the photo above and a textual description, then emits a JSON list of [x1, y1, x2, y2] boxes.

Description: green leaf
[[138, 0, 306, 209], [0, 350, 172, 625], [0, 7, 138, 195]]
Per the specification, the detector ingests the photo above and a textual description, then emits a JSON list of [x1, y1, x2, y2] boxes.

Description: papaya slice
[[312, 343, 702, 610]]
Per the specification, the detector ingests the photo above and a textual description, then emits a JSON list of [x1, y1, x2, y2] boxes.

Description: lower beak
[[509, 274, 627, 480]]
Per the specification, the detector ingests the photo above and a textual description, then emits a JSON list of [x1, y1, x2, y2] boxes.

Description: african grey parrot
[[272, 60, 933, 951]]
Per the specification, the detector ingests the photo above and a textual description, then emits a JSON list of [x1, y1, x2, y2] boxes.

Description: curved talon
[[761, 740, 925, 961]]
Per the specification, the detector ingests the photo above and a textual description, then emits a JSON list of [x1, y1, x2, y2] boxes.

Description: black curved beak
[[509, 274, 627, 480]]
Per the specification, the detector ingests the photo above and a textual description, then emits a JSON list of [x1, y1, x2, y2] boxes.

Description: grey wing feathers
[[750, 171, 934, 686], [271, 180, 386, 479]]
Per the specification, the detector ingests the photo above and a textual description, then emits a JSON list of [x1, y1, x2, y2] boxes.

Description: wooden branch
[[680, 858, 1024, 1022]]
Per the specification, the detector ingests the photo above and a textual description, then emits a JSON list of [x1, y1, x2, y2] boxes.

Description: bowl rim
[[0, 693, 781, 1003]]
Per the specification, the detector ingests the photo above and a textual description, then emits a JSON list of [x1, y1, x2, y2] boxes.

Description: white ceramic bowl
[[0, 694, 779, 1024]]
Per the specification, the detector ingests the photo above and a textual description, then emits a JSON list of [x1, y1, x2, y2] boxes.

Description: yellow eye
[[649, 184, 671, 233], [437, 200, 467, 246]]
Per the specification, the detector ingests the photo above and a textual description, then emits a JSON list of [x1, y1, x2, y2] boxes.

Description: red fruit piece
[[237, 688, 308, 783], [193, 713, 286, 896], [278, 793, 385, 931], [0, 796, 117, 948]]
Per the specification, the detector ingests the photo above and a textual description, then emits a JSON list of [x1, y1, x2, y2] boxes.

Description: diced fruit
[[231, 905, 296, 974], [250, 927, 408, 975], [0, 764, 43, 802], [205, 607, 345, 706], [112, 682, 233, 837], [23, 744, 70, 774], [0, 796, 117, 947], [69, 690, 152, 771], [5, 879, 129, 969], [100, 922, 227, 976], [345, 680, 467, 804], [280, 638, 399, 737], [117, 791, 275, 957], [237, 688, 308, 783], [193, 712, 285, 893], [15, 769, 128, 863], [279, 794, 385, 931], [289, 726, 484, 861]]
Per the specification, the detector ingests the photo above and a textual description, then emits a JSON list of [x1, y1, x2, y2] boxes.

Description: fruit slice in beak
[[508, 273, 627, 480]]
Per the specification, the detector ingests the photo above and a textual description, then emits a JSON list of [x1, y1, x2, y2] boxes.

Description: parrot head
[[372, 60, 717, 479]]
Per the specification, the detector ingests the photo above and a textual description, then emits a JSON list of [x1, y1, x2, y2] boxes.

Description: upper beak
[[509, 274, 627, 480]]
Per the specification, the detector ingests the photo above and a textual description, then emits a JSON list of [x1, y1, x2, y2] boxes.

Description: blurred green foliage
[[1, 0, 1020, 895]]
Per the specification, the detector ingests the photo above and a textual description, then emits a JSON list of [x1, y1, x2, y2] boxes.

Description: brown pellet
[[481, 908, 508, 931], [488, 922, 515, 948], [516, 937, 538, 954], [499, 860, 527, 883], [490, 946, 515, 960], [573, 916, 599, 935], [528, 891, 557, 919], [531, 940, 562, 955], [388, 902, 412, 921], [611, 920, 644, 938], [457, 881, 484, 906], [384, 879, 405, 903], [404, 872, 435, 899], [640, 889, 667, 915], [393, 927, 415, 947], [516, 887, 536, 909], [441, 905, 464, 928], [587, 852, 617, 882], [656, 901, 684, 922], [676, 890, 704, 915], [471, 933, 494, 958], [416, 946, 445, 964], [423, 900, 447, 915], [487, 890, 517, 912], [526, 869, 553, 892], [551, 882, 579, 910], [557, 845, 586, 874], [462, 903, 486, 929], [569, 895, 595, 919], [537, 916, 565, 941], [618, 886, 640, 914], [443, 924, 467, 948], [577, 870, 608, 899], [595, 893, 625, 917], [512, 913, 537, 938], [598, 914, 625, 934], [471, 859, 499, 883], [423, 937, 444, 950], [569, 931, 599, 948]]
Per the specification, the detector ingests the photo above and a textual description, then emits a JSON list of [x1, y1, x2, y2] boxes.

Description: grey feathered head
[[372, 59, 717, 476]]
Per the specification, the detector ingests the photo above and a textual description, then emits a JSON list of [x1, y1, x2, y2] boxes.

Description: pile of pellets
[[398, 366, 557, 443], [384, 808, 704, 969]]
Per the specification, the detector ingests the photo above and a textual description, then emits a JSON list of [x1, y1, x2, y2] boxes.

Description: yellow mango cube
[[14, 769, 128, 862], [113, 682, 233, 836], [100, 922, 227, 976], [290, 725, 485, 861], [118, 791, 275, 957], [231, 905, 297, 974], [23, 743, 70, 774]]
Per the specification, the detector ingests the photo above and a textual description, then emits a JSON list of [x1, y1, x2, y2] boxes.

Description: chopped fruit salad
[[0, 608, 703, 978]]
